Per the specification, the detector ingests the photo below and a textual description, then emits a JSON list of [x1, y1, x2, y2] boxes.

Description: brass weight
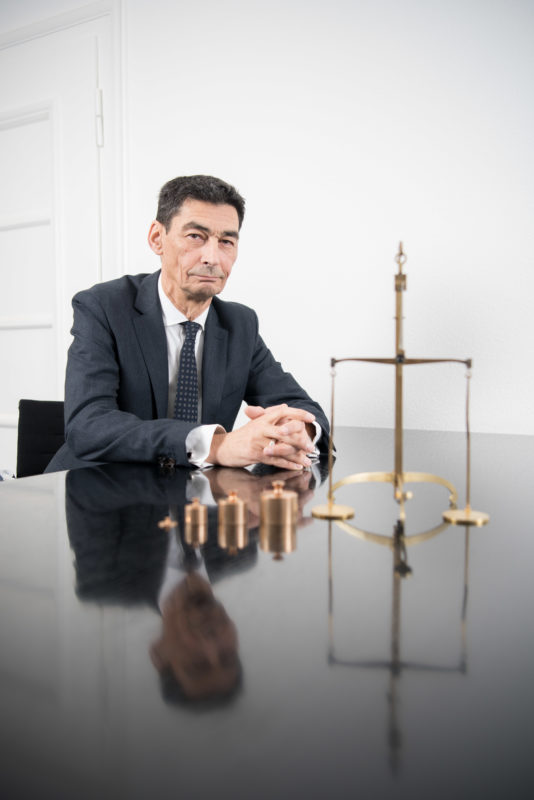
[[260, 481, 298, 559], [218, 491, 249, 554]]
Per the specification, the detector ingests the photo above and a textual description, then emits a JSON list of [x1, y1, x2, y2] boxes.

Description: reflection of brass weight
[[260, 481, 298, 559], [218, 491, 249, 554], [184, 497, 208, 547]]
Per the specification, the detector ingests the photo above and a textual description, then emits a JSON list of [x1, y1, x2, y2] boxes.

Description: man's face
[[148, 199, 240, 308]]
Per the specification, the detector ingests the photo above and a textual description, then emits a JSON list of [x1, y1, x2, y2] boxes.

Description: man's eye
[[220, 239, 235, 247], [187, 233, 203, 241]]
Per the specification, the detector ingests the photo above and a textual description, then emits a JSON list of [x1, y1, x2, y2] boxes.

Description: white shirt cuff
[[310, 420, 322, 458], [185, 424, 226, 468]]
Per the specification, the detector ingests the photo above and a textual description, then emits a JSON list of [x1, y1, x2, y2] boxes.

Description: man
[[46, 175, 328, 473]]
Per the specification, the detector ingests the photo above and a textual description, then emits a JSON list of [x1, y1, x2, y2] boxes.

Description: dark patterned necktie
[[174, 321, 201, 422]]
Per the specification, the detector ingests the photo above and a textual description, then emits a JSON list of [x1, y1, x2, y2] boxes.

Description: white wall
[[2, 0, 533, 435]]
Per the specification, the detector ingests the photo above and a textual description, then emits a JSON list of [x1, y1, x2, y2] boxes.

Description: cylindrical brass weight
[[184, 497, 208, 547], [218, 491, 249, 553], [260, 481, 298, 558]]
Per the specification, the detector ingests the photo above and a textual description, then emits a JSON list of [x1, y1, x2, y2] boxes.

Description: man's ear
[[150, 638, 168, 672], [147, 220, 164, 255]]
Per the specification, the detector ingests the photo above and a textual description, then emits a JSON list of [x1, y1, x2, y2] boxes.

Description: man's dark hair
[[158, 661, 243, 711], [156, 175, 245, 231]]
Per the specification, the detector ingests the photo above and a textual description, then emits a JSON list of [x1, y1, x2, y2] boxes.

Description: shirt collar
[[157, 273, 209, 329]]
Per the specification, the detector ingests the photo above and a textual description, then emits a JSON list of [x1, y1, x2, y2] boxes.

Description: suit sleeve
[[64, 290, 196, 467], [243, 315, 329, 454]]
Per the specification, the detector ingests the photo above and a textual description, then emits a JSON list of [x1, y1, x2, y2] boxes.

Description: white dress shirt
[[158, 275, 221, 466]]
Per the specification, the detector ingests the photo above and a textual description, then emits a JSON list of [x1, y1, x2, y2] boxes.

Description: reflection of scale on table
[[326, 518, 473, 773], [312, 242, 489, 531]]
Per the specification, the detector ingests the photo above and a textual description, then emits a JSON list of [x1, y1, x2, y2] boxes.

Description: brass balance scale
[[312, 242, 489, 530]]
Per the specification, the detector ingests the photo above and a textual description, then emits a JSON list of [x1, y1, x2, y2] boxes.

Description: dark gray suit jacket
[[46, 270, 328, 472]]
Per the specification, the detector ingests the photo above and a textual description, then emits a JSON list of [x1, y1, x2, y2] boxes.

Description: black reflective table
[[1, 427, 533, 800]]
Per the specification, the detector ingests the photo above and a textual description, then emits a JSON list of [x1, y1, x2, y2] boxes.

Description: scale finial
[[395, 242, 406, 272]]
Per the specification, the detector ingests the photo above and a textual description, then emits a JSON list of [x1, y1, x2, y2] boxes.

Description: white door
[[0, 7, 121, 474]]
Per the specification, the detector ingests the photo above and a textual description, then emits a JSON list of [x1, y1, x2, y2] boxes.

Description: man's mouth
[[188, 269, 225, 280]]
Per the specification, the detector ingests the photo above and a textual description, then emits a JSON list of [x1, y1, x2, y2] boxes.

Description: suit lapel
[[201, 302, 228, 423], [132, 271, 169, 419]]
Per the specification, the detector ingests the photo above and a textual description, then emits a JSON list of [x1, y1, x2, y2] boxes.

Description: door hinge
[[95, 87, 104, 147]]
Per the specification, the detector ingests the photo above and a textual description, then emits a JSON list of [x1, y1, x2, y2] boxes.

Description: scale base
[[312, 503, 355, 521], [442, 507, 490, 527]]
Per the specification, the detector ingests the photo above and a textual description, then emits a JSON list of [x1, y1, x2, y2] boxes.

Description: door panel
[[0, 12, 119, 473]]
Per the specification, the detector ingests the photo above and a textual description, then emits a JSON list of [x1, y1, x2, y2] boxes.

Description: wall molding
[[0, 1, 113, 50], [0, 103, 50, 130], [0, 216, 51, 232], [0, 316, 54, 330]]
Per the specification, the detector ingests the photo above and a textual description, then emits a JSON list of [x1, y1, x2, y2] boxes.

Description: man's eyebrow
[[182, 221, 239, 239]]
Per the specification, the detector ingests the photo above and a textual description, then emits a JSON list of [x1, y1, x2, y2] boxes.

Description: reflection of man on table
[[66, 464, 249, 705], [66, 462, 322, 704], [47, 175, 328, 473]]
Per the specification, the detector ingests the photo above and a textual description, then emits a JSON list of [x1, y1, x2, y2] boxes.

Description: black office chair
[[16, 399, 65, 478]]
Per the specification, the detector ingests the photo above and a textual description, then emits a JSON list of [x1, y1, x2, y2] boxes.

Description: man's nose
[[200, 236, 219, 265], [200, 639, 224, 667]]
